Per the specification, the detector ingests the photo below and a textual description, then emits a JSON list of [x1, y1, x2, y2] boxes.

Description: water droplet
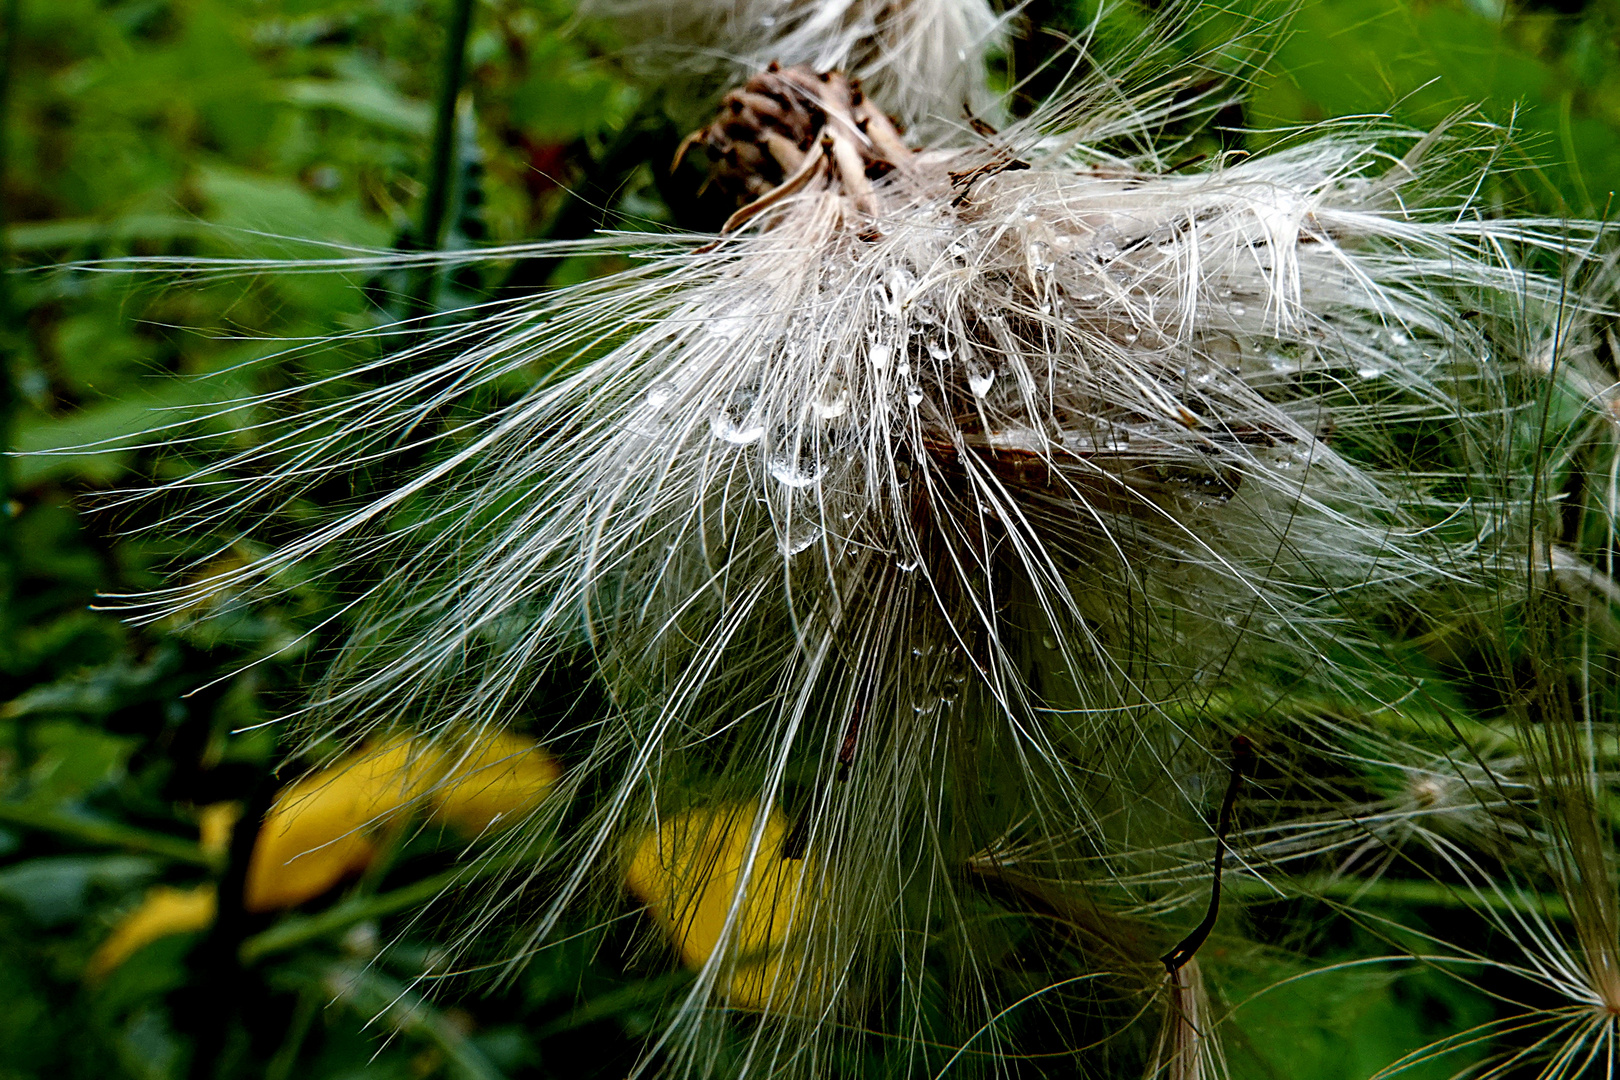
[[759, 13, 776, 25], [869, 343, 892, 369], [968, 369, 995, 396], [711, 313, 752, 341], [906, 386, 924, 406], [897, 361, 911, 378], [893, 461, 912, 482], [927, 339, 951, 361], [711, 409, 764, 445], [1122, 331, 1139, 345], [897, 557, 920, 572], [1357, 367, 1383, 380], [767, 448, 823, 488], [781, 524, 822, 555], [1390, 331, 1409, 346], [813, 389, 849, 420], [644, 382, 677, 408], [1230, 303, 1247, 317], [1041, 634, 1058, 650]]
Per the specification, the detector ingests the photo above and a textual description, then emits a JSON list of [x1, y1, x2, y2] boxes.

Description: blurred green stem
[[326, 964, 507, 1080], [1230, 874, 1571, 921], [264, 985, 321, 1080], [410, 0, 475, 313], [240, 849, 539, 964], [0, 801, 218, 866], [497, 109, 666, 296], [534, 969, 695, 1038]]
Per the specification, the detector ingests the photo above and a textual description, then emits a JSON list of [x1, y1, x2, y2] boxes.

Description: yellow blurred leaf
[[86, 884, 217, 982], [428, 733, 560, 835], [197, 801, 240, 857], [243, 730, 558, 911], [624, 802, 816, 1010], [243, 738, 441, 912]]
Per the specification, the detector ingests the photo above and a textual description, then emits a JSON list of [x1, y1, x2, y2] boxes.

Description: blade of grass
[[0, 801, 219, 866]]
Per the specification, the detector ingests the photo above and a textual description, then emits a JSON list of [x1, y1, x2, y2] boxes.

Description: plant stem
[[1229, 874, 1572, 921], [325, 963, 508, 1080], [0, 801, 218, 866], [534, 969, 695, 1038], [186, 769, 279, 1080], [497, 109, 669, 296], [239, 850, 537, 964], [264, 985, 321, 1080], [417, 0, 475, 263]]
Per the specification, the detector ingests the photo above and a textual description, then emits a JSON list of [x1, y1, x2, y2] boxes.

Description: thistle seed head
[[88, 59, 1613, 1076]]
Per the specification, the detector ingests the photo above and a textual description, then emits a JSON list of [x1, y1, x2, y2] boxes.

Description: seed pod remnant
[[98, 49, 1607, 1077], [580, 0, 1006, 131]]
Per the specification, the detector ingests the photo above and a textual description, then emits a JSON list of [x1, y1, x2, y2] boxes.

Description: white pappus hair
[[84, 58, 1609, 1079]]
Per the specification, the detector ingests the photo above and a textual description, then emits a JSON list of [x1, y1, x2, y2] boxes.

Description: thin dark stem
[[419, 0, 475, 256], [405, 0, 475, 320], [185, 768, 279, 1080], [1161, 737, 1251, 974]]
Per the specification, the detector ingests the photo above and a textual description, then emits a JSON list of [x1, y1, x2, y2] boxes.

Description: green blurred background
[[0, 0, 1616, 1076]]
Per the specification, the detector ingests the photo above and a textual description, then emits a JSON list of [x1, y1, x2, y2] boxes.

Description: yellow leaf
[[86, 885, 217, 982], [625, 802, 815, 1010], [429, 732, 560, 834], [243, 738, 441, 912], [197, 801, 240, 857]]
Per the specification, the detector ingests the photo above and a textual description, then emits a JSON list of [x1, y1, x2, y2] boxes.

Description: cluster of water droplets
[[907, 641, 970, 717], [1350, 327, 1422, 382]]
